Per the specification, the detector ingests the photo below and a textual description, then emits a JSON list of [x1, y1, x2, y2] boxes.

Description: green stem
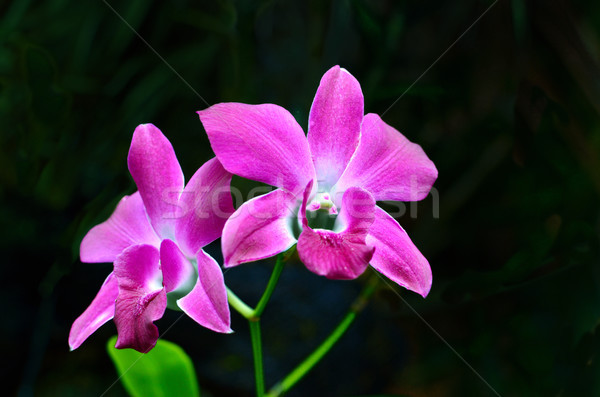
[[227, 287, 254, 319], [226, 254, 288, 397], [249, 320, 265, 397], [267, 275, 379, 397], [253, 254, 285, 318]]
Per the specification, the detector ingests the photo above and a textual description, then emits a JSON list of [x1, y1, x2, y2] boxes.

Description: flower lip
[[297, 184, 376, 280], [113, 244, 167, 352]]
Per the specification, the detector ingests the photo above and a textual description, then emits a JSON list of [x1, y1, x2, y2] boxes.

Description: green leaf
[[106, 336, 200, 397]]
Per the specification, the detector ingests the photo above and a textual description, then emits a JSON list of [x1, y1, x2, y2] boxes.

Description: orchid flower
[[198, 66, 438, 297], [69, 124, 234, 353]]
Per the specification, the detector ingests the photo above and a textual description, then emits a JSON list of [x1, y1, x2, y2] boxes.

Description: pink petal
[[68, 273, 118, 350], [221, 189, 299, 267], [334, 113, 438, 201], [127, 124, 185, 239], [333, 187, 377, 233], [160, 239, 194, 293], [113, 244, 167, 352], [177, 250, 232, 333], [307, 66, 364, 189], [198, 103, 315, 195], [297, 228, 373, 279], [367, 207, 432, 297], [175, 157, 234, 258], [80, 192, 160, 263], [297, 186, 375, 280]]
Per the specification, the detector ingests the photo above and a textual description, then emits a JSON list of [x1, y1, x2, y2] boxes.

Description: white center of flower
[[307, 192, 338, 215], [306, 192, 338, 230], [165, 257, 197, 311]]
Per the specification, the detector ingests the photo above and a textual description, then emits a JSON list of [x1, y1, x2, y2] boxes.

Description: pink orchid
[[198, 66, 438, 297], [69, 124, 234, 353]]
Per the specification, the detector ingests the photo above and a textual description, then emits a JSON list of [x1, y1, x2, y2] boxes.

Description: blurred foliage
[[2, 0, 600, 396], [106, 336, 200, 397]]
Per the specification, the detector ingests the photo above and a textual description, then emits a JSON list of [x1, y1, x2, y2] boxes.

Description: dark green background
[[2, 0, 600, 396]]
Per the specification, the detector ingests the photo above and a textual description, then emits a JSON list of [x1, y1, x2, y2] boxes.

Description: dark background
[[2, 0, 600, 396]]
